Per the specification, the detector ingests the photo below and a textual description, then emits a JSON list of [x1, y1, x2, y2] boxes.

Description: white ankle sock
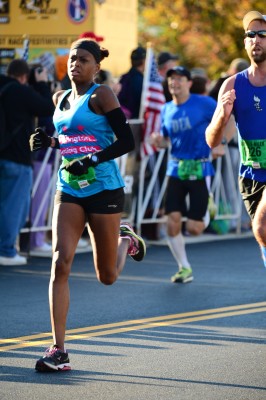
[[167, 233, 191, 269], [203, 209, 210, 228]]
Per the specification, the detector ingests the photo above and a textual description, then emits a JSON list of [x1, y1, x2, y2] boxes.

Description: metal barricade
[[20, 121, 244, 240]]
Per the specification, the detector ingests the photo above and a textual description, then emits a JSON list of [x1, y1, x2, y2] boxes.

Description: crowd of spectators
[[0, 38, 251, 265]]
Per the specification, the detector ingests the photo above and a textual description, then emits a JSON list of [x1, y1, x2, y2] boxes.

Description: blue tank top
[[234, 70, 266, 182], [161, 94, 216, 178], [53, 84, 124, 197]]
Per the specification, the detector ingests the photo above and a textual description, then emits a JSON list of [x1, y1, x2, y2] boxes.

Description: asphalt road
[[0, 234, 266, 400]]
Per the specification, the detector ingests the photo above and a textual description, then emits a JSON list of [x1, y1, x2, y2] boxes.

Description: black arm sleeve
[[96, 107, 135, 164], [53, 138, 60, 149]]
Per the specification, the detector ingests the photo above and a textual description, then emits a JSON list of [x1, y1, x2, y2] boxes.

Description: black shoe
[[35, 344, 71, 372]]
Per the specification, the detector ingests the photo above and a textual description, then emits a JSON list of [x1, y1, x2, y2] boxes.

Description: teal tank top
[[53, 84, 124, 197]]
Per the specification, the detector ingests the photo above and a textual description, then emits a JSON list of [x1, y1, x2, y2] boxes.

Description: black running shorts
[[54, 188, 125, 214], [239, 176, 266, 220], [165, 176, 209, 221]]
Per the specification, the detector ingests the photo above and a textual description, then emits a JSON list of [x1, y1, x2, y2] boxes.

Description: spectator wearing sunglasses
[[206, 10, 266, 268]]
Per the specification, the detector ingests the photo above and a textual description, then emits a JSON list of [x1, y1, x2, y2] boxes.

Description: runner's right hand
[[29, 127, 52, 152]]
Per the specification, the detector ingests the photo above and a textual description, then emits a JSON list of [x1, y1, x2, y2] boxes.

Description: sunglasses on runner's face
[[244, 30, 266, 39]]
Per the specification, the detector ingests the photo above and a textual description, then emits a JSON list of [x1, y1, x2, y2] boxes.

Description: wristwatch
[[221, 137, 227, 145], [90, 154, 99, 167]]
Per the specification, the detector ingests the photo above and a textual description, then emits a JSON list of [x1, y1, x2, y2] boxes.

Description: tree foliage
[[138, 0, 265, 78]]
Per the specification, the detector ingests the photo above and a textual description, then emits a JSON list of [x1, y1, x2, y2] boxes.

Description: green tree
[[138, 0, 265, 79]]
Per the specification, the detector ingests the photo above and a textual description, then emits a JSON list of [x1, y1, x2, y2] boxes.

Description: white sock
[[167, 233, 191, 270], [203, 209, 210, 228]]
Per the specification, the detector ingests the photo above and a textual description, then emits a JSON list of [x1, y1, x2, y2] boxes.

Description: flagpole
[[22, 34, 29, 61], [138, 42, 152, 120], [137, 42, 152, 234]]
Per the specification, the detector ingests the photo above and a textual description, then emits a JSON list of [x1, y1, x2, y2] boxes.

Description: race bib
[[178, 159, 204, 180], [61, 158, 96, 190], [240, 139, 266, 169]]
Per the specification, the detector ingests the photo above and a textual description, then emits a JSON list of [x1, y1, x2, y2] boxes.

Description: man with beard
[[205, 10, 266, 268]]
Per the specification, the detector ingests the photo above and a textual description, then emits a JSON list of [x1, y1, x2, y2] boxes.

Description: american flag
[[22, 35, 29, 61], [139, 47, 165, 157]]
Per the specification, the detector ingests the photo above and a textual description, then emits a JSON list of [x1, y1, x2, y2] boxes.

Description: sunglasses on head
[[244, 30, 266, 39]]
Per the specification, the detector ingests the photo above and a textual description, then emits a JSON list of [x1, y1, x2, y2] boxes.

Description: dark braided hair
[[70, 39, 109, 63]]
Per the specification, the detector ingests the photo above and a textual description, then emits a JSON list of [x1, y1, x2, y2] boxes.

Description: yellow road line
[[0, 302, 265, 352]]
